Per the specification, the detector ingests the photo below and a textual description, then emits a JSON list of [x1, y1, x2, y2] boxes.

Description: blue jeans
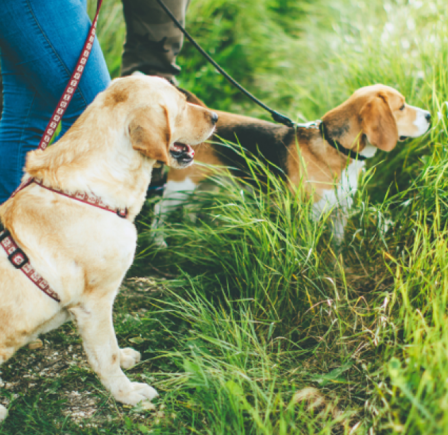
[[0, 0, 111, 204]]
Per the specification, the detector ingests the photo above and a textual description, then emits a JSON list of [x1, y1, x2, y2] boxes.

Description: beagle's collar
[[318, 121, 369, 161]]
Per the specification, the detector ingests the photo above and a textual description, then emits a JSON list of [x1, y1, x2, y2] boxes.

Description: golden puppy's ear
[[129, 107, 171, 164], [360, 95, 398, 151]]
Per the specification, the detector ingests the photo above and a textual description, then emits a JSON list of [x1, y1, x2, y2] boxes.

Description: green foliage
[[3, 0, 448, 434]]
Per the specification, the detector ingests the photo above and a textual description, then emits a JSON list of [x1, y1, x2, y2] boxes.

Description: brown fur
[[104, 86, 129, 106], [151, 84, 430, 247], [129, 107, 171, 164], [170, 84, 429, 199]]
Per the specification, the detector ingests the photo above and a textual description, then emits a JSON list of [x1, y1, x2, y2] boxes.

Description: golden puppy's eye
[[399, 104, 405, 111]]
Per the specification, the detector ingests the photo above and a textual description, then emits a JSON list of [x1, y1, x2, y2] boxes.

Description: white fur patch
[[151, 177, 198, 247], [0, 404, 8, 421], [359, 143, 377, 158], [159, 177, 197, 213], [409, 105, 431, 136], [313, 160, 364, 240], [313, 160, 364, 215]]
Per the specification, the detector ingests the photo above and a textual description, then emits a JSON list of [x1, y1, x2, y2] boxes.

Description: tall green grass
[[1, 0, 447, 434], [132, 0, 448, 433]]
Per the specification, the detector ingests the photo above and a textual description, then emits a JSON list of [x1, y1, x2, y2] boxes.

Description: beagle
[[0, 75, 217, 421], [152, 84, 431, 246]]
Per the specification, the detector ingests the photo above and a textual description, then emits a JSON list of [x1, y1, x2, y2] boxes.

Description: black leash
[[155, 0, 296, 128], [156, 0, 371, 162]]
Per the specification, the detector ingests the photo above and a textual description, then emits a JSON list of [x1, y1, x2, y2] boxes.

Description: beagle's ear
[[360, 95, 398, 152], [177, 87, 208, 107], [129, 107, 171, 164]]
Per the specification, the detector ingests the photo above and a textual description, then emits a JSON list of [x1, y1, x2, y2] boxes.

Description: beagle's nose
[[211, 112, 218, 124], [425, 112, 431, 123]]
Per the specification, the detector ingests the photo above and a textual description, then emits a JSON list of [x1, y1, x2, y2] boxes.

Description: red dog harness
[[1, 0, 106, 303], [33, 179, 128, 218], [0, 181, 127, 302]]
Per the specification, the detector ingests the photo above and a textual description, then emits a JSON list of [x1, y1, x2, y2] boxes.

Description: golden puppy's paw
[[120, 348, 141, 369], [114, 382, 158, 405]]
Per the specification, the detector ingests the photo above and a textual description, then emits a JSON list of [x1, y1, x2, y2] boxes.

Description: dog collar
[[319, 121, 368, 161]]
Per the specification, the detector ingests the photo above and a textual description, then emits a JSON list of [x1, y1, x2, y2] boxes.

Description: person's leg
[[0, 0, 110, 203], [121, 0, 190, 80], [121, 0, 189, 187], [0, 70, 3, 121]]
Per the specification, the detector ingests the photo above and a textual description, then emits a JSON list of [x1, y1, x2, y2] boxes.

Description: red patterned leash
[[11, 0, 103, 198], [2, 0, 104, 302], [39, 0, 103, 151]]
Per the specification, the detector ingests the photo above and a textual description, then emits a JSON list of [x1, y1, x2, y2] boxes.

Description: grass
[[2, 0, 448, 433]]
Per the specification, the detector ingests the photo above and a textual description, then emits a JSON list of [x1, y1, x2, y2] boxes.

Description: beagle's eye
[[399, 103, 405, 111]]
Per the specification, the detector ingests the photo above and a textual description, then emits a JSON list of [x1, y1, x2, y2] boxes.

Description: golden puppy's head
[[106, 76, 218, 168], [321, 84, 431, 154]]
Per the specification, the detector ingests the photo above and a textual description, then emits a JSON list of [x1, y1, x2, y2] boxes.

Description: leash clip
[[116, 208, 128, 219], [303, 120, 321, 129]]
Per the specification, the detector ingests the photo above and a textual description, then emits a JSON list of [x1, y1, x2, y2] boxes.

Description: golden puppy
[[0, 75, 217, 421], [152, 84, 431, 245]]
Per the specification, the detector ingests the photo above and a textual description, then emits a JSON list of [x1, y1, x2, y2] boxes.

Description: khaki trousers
[[121, 0, 190, 79]]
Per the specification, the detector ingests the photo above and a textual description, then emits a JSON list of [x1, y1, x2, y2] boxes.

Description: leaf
[[128, 336, 145, 345], [311, 362, 353, 387]]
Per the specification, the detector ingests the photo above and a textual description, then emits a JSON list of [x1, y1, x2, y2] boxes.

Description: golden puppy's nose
[[211, 112, 218, 124]]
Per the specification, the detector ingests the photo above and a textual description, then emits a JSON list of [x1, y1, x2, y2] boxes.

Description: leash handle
[[155, 0, 296, 128], [38, 0, 103, 152]]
